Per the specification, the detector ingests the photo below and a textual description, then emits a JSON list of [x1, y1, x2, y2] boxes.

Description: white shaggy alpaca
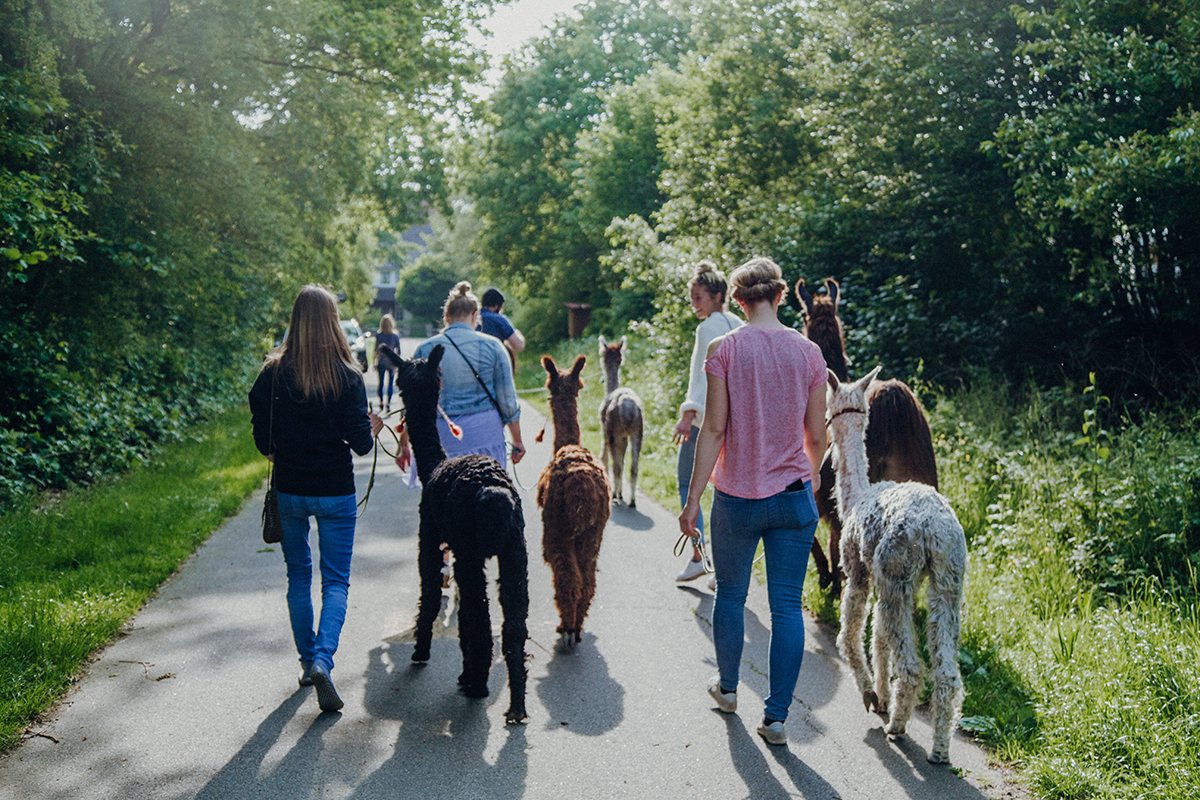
[[828, 366, 966, 764]]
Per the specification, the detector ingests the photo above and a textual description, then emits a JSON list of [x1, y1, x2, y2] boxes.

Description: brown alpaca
[[536, 355, 611, 650], [795, 277, 939, 595]]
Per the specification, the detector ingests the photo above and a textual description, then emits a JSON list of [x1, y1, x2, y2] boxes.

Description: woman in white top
[[673, 260, 743, 582]]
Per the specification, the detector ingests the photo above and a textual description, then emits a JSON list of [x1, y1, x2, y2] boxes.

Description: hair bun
[[454, 281, 472, 296]]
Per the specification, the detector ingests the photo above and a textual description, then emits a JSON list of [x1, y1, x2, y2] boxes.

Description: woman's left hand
[[679, 501, 700, 539]]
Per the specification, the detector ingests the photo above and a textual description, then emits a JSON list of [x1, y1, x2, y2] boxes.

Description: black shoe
[[309, 663, 343, 712]]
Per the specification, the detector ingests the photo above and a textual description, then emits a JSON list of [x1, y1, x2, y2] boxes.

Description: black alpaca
[[378, 345, 529, 724]]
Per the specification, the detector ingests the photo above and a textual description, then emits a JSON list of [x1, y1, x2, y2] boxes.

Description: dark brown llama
[[536, 355, 611, 650], [598, 335, 644, 508], [379, 345, 529, 723], [795, 277, 939, 595]]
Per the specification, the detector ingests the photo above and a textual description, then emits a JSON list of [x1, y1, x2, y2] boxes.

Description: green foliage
[[1, 0, 491, 505], [0, 407, 266, 749], [469, 0, 693, 343]]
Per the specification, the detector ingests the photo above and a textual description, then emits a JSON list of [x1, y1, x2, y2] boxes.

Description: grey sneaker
[[676, 558, 706, 582], [309, 663, 344, 712], [708, 681, 737, 713], [299, 660, 313, 687], [757, 719, 787, 745]]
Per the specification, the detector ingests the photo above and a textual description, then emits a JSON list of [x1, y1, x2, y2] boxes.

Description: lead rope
[[356, 408, 407, 519]]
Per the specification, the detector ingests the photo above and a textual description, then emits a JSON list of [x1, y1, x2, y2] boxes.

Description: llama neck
[[603, 361, 621, 396], [832, 412, 872, 517], [548, 395, 581, 452], [406, 405, 447, 485]]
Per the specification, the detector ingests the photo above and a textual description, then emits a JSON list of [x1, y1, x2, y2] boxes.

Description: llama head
[[542, 354, 586, 398], [599, 335, 626, 371], [826, 364, 881, 421], [393, 344, 444, 411], [795, 276, 840, 326]]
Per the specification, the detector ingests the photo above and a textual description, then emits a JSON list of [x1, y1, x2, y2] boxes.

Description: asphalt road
[[0, 352, 1027, 800]]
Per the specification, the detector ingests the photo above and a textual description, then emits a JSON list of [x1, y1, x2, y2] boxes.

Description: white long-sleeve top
[[679, 310, 743, 427]]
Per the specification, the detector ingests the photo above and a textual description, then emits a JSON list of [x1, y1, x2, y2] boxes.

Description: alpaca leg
[[866, 595, 891, 723], [628, 429, 641, 509], [498, 541, 530, 723], [926, 563, 965, 763], [611, 435, 626, 505], [454, 556, 492, 698], [574, 541, 602, 640], [875, 571, 921, 740], [548, 550, 582, 644], [412, 523, 445, 663], [836, 538, 876, 711]]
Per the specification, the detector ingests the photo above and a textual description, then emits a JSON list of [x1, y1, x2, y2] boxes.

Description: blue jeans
[[377, 364, 395, 407], [710, 485, 818, 722], [277, 492, 357, 673], [677, 424, 705, 539]]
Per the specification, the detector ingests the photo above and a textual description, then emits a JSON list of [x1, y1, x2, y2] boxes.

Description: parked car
[[340, 319, 370, 372]]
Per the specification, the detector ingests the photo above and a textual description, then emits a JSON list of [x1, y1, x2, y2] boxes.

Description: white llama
[[598, 335, 644, 508], [828, 365, 966, 764]]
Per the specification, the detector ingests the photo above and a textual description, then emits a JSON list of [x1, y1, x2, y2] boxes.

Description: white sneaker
[[676, 559, 706, 582], [708, 681, 737, 713], [757, 720, 787, 745], [707, 575, 717, 591]]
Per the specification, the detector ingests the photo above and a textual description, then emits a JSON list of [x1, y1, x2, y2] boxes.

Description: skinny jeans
[[277, 492, 357, 673], [710, 485, 818, 722], [677, 424, 705, 539], [376, 364, 395, 408]]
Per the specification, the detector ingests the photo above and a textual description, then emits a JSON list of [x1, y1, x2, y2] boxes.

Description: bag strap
[[442, 332, 502, 413], [267, 361, 279, 490]]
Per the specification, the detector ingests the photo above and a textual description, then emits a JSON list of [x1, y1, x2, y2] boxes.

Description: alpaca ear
[[856, 365, 882, 392], [825, 277, 839, 312], [570, 354, 587, 379], [598, 335, 607, 353], [619, 335, 627, 353], [826, 368, 840, 391], [427, 344, 445, 371], [542, 355, 557, 377], [795, 278, 813, 315]]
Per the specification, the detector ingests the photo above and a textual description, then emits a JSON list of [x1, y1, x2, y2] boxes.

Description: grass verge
[[0, 406, 266, 750]]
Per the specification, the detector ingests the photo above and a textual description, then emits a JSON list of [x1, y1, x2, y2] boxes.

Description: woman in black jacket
[[249, 285, 379, 713]]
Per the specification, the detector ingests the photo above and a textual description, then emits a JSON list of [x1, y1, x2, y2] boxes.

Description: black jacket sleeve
[[248, 365, 275, 457], [339, 368, 374, 456]]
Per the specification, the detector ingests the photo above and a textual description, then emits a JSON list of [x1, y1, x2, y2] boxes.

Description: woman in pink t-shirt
[[679, 256, 828, 746]]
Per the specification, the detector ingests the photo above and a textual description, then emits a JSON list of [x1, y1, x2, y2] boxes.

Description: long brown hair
[[266, 285, 359, 403]]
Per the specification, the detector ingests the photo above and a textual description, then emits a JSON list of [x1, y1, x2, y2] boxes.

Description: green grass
[[0, 406, 266, 750]]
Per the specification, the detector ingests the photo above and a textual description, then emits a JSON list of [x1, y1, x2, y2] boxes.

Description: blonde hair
[[378, 313, 396, 335], [443, 281, 480, 324], [687, 259, 728, 303], [266, 284, 358, 403], [729, 257, 787, 306]]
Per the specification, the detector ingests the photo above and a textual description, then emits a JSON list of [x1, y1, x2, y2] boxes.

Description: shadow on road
[[535, 633, 625, 735], [194, 690, 332, 800], [723, 713, 839, 799]]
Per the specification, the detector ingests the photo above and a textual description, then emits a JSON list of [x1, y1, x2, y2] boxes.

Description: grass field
[[0, 407, 266, 750]]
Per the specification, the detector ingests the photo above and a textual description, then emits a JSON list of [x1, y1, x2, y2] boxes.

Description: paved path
[[1, 358, 1025, 800]]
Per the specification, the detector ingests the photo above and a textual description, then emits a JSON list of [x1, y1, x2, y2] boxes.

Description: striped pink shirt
[[704, 326, 828, 499]]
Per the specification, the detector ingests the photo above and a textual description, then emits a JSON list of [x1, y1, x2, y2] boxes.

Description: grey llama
[[828, 365, 966, 765], [598, 335, 644, 508]]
